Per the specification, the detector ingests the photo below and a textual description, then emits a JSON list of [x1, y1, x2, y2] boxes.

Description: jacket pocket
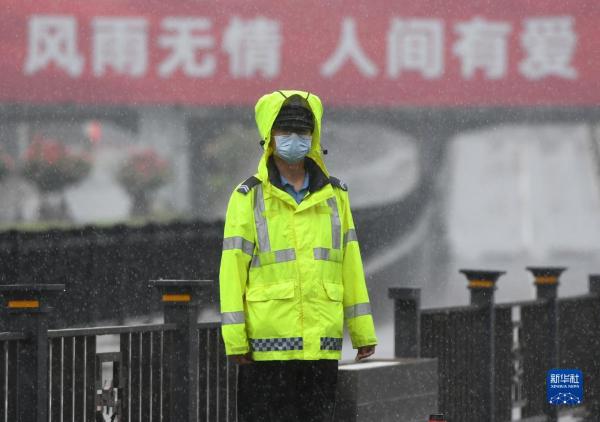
[[246, 282, 295, 302], [323, 282, 344, 302]]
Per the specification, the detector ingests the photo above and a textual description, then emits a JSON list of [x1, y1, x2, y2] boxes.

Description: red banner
[[1, 0, 599, 107]]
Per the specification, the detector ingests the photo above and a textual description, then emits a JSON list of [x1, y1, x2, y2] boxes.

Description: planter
[[116, 148, 171, 218], [20, 138, 92, 221]]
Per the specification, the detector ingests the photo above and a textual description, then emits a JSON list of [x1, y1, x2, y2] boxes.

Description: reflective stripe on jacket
[[219, 90, 377, 361]]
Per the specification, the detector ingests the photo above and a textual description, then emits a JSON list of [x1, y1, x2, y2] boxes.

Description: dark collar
[[267, 155, 330, 193]]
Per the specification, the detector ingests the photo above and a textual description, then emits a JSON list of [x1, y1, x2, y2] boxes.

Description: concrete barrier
[[335, 358, 438, 422]]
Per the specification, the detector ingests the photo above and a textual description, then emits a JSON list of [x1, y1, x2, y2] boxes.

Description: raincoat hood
[[254, 90, 327, 181]]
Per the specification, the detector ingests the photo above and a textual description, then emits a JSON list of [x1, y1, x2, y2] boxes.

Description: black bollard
[[459, 269, 505, 422], [460, 269, 505, 308], [526, 266, 566, 422], [589, 274, 600, 296], [0, 283, 64, 422], [150, 279, 212, 422], [528, 266, 564, 301]]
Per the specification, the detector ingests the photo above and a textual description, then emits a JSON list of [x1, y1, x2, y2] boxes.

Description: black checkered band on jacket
[[320, 337, 343, 351], [250, 337, 304, 352]]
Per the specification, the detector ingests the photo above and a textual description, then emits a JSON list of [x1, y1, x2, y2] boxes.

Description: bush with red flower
[[21, 138, 92, 192], [116, 148, 171, 216], [0, 148, 14, 182]]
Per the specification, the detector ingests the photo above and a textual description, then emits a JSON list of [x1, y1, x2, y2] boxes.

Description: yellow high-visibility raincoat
[[219, 90, 377, 361]]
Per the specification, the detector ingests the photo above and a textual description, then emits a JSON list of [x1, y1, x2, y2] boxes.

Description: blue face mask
[[273, 133, 312, 163]]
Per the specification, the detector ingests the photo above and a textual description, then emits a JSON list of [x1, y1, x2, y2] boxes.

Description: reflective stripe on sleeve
[[344, 228, 358, 246], [327, 197, 341, 250], [222, 236, 255, 256], [221, 311, 245, 325], [254, 184, 271, 252], [344, 303, 372, 319]]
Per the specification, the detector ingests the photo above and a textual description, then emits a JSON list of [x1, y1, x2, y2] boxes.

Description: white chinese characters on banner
[[519, 17, 577, 80], [453, 17, 512, 80], [387, 19, 444, 79], [222, 17, 282, 79], [321, 18, 378, 78], [92, 18, 148, 77], [22, 14, 580, 82], [24, 15, 84, 77], [158, 18, 216, 78]]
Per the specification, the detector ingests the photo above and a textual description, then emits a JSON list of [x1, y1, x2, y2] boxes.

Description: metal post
[[459, 269, 505, 422], [388, 288, 421, 358], [589, 274, 600, 420], [527, 266, 566, 422], [150, 279, 212, 422], [589, 274, 600, 296], [461, 269, 504, 308], [0, 284, 64, 422]]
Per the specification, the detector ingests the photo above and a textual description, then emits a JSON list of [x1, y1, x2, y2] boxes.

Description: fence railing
[[0, 280, 239, 422], [390, 268, 600, 422], [47, 323, 177, 422], [0, 331, 26, 421], [2, 270, 599, 421]]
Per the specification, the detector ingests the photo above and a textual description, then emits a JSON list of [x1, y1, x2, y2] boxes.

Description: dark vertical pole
[[151, 331, 162, 422], [588, 274, 600, 420], [0, 340, 6, 420], [120, 333, 131, 422], [459, 269, 505, 422], [85, 336, 97, 421], [50, 337, 62, 422], [527, 266, 566, 422], [6, 341, 18, 421], [150, 279, 212, 422], [590, 274, 600, 296], [74, 336, 86, 420], [0, 284, 64, 422], [198, 328, 208, 419], [130, 332, 141, 422], [141, 332, 151, 421], [388, 288, 421, 358], [63, 337, 74, 422]]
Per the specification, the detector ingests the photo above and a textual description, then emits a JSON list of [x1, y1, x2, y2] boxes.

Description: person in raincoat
[[219, 89, 377, 421]]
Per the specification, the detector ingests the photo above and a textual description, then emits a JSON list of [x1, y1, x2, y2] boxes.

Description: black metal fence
[[0, 281, 237, 422], [391, 269, 600, 422], [418, 304, 513, 421], [2, 254, 599, 421]]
